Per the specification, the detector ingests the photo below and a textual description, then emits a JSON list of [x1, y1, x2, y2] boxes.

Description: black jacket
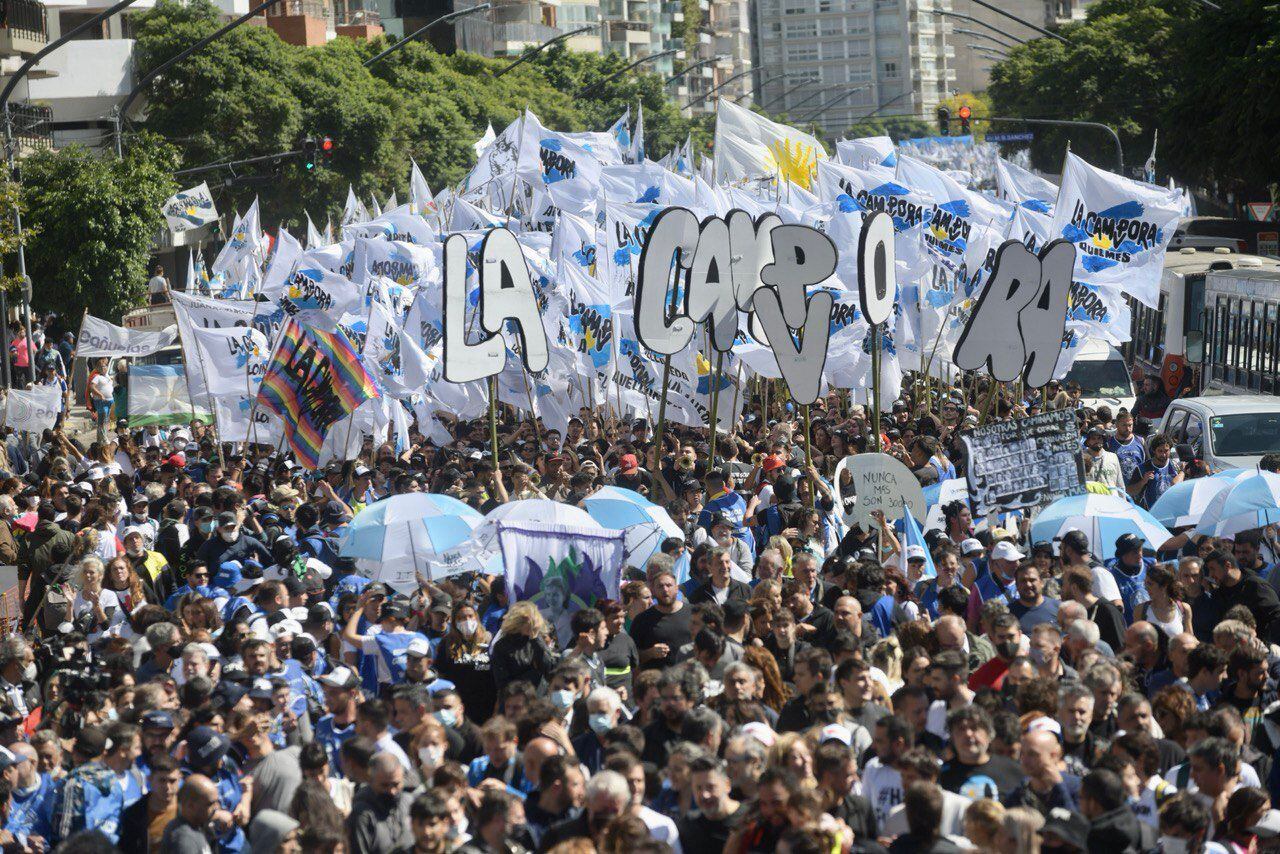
[[688, 579, 752, 605], [1216, 571, 1280, 644], [491, 633, 557, 690], [536, 813, 591, 853], [118, 796, 155, 854], [1087, 806, 1157, 853]]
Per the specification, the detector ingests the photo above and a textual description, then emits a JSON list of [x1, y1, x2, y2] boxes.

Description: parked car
[[1158, 395, 1280, 471]]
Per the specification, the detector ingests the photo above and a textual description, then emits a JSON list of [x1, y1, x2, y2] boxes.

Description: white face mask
[[219, 529, 238, 543], [458, 619, 479, 637], [418, 744, 445, 768], [22, 662, 35, 682]]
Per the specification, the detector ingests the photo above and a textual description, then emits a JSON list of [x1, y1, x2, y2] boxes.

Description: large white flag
[[162, 182, 219, 233], [712, 99, 827, 190], [211, 198, 263, 276], [3, 386, 61, 434], [836, 136, 897, 170], [76, 314, 177, 358], [995, 157, 1058, 214], [1051, 152, 1182, 307], [184, 325, 270, 397]]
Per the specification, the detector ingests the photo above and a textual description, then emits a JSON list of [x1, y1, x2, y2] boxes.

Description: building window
[[787, 44, 819, 61], [883, 61, 898, 77], [787, 21, 817, 37]]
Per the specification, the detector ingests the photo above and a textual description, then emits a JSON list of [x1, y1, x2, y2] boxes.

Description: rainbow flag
[[256, 319, 379, 468]]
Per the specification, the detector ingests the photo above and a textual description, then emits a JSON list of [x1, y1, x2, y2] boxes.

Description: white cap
[[960, 538, 984, 556], [740, 721, 776, 747], [270, 620, 304, 639], [405, 638, 432, 659], [905, 545, 927, 561], [991, 541, 1025, 562], [288, 607, 310, 623], [120, 526, 147, 541], [819, 724, 853, 746], [1025, 716, 1061, 736], [318, 665, 360, 690]]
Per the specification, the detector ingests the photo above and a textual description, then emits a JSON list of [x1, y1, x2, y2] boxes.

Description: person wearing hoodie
[[246, 809, 301, 854], [20, 500, 75, 624], [1080, 768, 1156, 853]]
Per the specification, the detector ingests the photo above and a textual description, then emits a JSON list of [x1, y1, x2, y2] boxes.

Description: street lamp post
[[759, 76, 817, 112], [962, 0, 1068, 44], [666, 54, 728, 85], [115, 0, 294, 157], [684, 66, 753, 110], [954, 27, 1019, 50], [495, 23, 599, 77], [967, 43, 1011, 59], [927, 8, 1027, 44], [0, 0, 147, 387], [776, 82, 846, 117], [364, 3, 493, 68], [579, 47, 683, 97], [797, 84, 872, 125]]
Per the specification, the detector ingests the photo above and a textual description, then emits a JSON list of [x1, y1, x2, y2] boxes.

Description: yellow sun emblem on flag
[[1091, 232, 1114, 250], [765, 139, 819, 189]]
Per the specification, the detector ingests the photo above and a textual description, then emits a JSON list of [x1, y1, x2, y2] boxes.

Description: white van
[[1060, 341, 1136, 413]]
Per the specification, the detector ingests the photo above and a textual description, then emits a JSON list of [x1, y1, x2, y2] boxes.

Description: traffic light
[[301, 136, 318, 171], [937, 106, 950, 136], [321, 136, 335, 164], [958, 104, 972, 134]]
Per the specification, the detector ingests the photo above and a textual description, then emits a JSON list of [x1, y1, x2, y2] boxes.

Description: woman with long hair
[[436, 601, 495, 721], [103, 555, 148, 613], [70, 555, 122, 640], [1135, 563, 1193, 640], [742, 645, 789, 711], [1216, 786, 1270, 853], [490, 601, 557, 690]]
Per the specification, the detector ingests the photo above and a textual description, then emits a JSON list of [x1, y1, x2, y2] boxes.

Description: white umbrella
[[1194, 471, 1280, 538]]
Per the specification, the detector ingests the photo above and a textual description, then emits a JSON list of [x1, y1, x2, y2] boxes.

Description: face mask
[[1029, 648, 1047, 667], [457, 619, 479, 637], [434, 709, 457, 728], [419, 745, 445, 767], [995, 640, 1020, 660], [551, 689, 576, 711], [1158, 837, 1190, 854], [219, 529, 238, 543], [448, 818, 468, 840], [132, 513, 147, 523], [588, 713, 613, 735], [199, 521, 215, 534], [22, 663, 35, 682]]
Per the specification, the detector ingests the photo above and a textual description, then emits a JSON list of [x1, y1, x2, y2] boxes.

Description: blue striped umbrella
[[1194, 471, 1280, 538], [1148, 469, 1251, 528], [1030, 493, 1173, 559], [583, 485, 684, 568]]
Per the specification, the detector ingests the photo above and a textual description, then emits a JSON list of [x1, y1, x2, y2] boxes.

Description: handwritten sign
[[833, 453, 927, 530], [963, 409, 1084, 517]]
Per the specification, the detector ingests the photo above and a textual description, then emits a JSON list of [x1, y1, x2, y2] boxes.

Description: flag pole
[[727, 361, 744, 443], [870, 323, 883, 452], [708, 350, 724, 463], [488, 375, 500, 474], [803, 402, 815, 508]]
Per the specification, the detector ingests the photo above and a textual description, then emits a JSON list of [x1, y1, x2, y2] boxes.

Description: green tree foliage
[[130, 1, 714, 227], [22, 136, 178, 320]]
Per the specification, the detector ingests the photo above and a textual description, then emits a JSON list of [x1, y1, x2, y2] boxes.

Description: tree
[[988, 0, 1176, 174], [22, 136, 178, 321]]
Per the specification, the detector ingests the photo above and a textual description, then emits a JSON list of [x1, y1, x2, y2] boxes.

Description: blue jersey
[[1134, 459, 1179, 509], [698, 490, 749, 545], [7, 773, 56, 844], [1107, 434, 1146, 484], [1105, 557, 1154, 623], [314, 715, 356, 774]]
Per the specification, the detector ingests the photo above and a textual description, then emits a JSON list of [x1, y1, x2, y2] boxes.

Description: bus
[[1124, 247, 1280, 398]]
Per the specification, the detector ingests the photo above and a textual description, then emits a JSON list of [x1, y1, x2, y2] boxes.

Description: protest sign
[[963, 409, 1084, 518], [76, 315, 177, 359], [833, 452, 928, 530]]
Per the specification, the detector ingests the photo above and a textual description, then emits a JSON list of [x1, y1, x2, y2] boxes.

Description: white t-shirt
[[147, 275, 167, 295], [1091, 564, 1123, 603], [639, 806, 683, 854], [883, 788, 970, 838], [861, 757, 903, 825], [89, 373, 114, 402], [72, 588, 122, 641]]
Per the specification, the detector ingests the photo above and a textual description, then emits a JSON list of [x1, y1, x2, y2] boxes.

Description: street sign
[[1258, 232, 1279, 258], [1247, 202, 1275, 221], [987, 132, 1035, 143]]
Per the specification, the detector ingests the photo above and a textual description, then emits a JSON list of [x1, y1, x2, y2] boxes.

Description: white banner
[[185, 325, 269, 397], [212, 394, 286, 447], [1051, 152, 1182, 307], [500, 522, 625, 647], [3, 386, 61, 433], [162, 182, 219, 233], [76, 314, 177, 359]]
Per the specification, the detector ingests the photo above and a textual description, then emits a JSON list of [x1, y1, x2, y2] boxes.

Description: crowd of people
[[0, 363, 1279, 854]]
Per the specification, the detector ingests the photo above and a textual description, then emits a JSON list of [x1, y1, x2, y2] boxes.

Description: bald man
[[348, 753, 413, 854], [933, 614, 994, 672], [1149, 633, 1198, 694], [6, 742, 54, 847], [162, 774, 219, 854], [1003, 729, 1081, 818], [1124, 621, 1162, 690]]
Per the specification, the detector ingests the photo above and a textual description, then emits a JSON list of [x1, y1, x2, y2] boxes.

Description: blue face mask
[[551, 689, 576, 711], [588, 713, 613, 735], [434, 708, 457, 728]]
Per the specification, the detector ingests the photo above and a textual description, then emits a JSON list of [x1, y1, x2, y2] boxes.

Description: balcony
[[7, 102, 49, 156], [0, 0, 47, 56]]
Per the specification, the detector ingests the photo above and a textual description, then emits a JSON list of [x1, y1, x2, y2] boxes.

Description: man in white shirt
[[882, 747, 971, 840], [147, 265, 169, 305]]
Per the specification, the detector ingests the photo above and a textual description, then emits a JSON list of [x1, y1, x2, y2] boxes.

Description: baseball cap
[[185, 726, 231, 769], [740, 721, 776, 748], [306, 602, 335, 625], [353, 465, 372, 478], [74, 726, 108, 759], [818, 724, 853, 746], [405, 638, 432, 659], [0, 747, 19, 772], [321, 500, 350, 526], [708, 512, 734, 531], [270, 486, 299, 504], [960, 538, 985, 556], [318, 666, 360, 690], [140, 710, 175, 731], [990, 541, 1025, 562], [120, 526, 147, 542], [1249, 809, 1280, 839], [1115, 533, 1144, 555], [1041, 807, 1089, 850], [761, 454, 785, 473], [381, 600, 410, 621], [210, 681, 249, 712], [905, 545, 927, 562], [618, 453, 639, 474]]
